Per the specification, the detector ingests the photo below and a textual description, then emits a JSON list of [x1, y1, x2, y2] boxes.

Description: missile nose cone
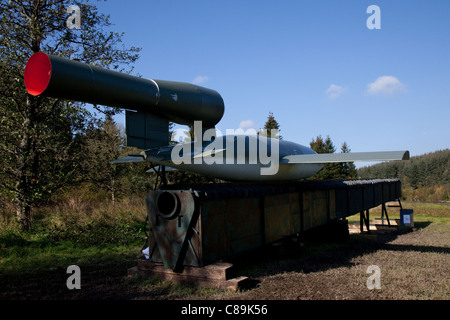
[[24, 52, 52, 96]]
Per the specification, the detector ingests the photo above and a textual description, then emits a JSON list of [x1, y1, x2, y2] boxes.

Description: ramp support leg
[[381, 202, 391, 226], [360, 209, 371, 233]]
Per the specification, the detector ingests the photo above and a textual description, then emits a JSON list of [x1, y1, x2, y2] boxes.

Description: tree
[[309, 135, 342, 180], [0, 0, 140, 230], [340, 142, 357, 179], [259, 112, 281, 139], [81, 116, 125, 203], [310, 135, 335, 154], [357, 149, 449, 200], [309, 136, 357, 180]]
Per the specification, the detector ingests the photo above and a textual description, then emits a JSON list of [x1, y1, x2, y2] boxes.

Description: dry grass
[[191, 229, 449, 300], [202, 203, 450, 300], [1, 200, 448, 300]]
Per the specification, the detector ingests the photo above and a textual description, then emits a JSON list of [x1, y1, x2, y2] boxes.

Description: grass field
[[0, 199, 448, 300]]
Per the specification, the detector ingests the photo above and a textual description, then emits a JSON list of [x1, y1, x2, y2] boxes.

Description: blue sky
[[95, 0, 449, 165]]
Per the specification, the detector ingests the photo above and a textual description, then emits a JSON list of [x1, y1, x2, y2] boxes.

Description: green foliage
[[308, 135, 358, 180], [0, 0, 140, 230], [44, 213, 144, 247], [259, 111, 282, 139], [340, 141, 358, 179], [0, 196, 147, 252], [358, 149, 450, 201], [0, 194, 147, 279], [80, 116, 126, 201]]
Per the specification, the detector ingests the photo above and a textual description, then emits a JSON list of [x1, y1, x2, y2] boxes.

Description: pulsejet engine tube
[[24, 52, 224, 127]]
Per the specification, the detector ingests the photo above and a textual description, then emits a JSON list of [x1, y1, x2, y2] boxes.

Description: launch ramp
[[130, 179, 402, 288]]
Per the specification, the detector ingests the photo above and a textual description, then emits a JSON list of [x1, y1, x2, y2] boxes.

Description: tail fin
[[125, 111, 169, 149]]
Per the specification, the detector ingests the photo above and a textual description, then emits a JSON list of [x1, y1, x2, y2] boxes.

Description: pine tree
[[309, 135, 341, 180], [259, 112, 281, 139], [340, 142, 357, 179]]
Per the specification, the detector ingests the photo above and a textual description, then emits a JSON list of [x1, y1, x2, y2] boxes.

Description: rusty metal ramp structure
[[130, 178, 401, 289]]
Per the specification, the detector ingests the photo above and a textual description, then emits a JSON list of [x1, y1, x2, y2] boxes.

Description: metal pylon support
[[381, 202, 391, 226], [360, 209, 371, 233], [381, 197, 403, 226]]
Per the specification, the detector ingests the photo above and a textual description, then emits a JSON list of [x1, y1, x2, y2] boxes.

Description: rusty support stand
[[128, 260, 249, 291]]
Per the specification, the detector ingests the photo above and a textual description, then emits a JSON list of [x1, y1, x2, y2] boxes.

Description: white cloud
[[238, 120, 257, 131], [367, 75, 406, 96], [192, 75, 209, 84], [325, 84, 347, 99]]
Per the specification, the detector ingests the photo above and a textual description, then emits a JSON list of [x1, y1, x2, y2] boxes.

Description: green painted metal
[[25, 52, 224, 149], [25, 52, 224, 127], [125, 111, 169, 149]]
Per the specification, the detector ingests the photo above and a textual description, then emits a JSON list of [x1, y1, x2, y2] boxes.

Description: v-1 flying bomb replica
[[24, 52, 409, 182]]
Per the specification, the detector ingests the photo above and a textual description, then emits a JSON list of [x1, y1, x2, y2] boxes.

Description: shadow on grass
[[226, 219, 447, 283], [413, 221, 432, 229]]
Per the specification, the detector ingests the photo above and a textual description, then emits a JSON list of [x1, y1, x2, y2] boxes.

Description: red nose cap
[[24, 52, 52, 96]]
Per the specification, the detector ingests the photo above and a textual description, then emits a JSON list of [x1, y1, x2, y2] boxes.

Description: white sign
[[403, 215, 411, 224]]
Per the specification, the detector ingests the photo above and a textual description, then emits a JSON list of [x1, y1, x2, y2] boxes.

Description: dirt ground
[[1, 220, 449, 301]]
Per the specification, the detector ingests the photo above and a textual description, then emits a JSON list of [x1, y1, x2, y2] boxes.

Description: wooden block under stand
[[128, 260, 249, 291]]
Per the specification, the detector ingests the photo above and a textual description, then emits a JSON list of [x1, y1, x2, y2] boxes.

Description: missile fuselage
[[24, 53, 408, 182], [146, 135, 323, 181]]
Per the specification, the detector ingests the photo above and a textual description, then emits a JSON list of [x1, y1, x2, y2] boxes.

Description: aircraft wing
[[110, 155, 146, 163], [110, 146, 175, 164], [111, 145, 226, 165], [282, 150, 410, 164]]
